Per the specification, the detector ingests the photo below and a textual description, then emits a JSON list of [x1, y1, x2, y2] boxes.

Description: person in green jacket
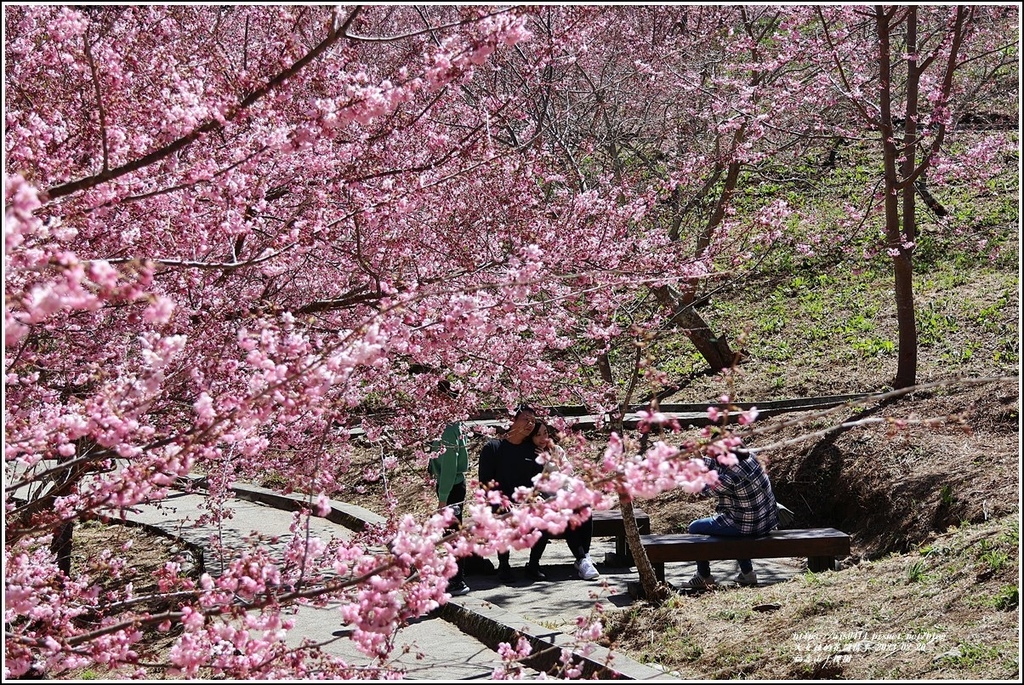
[[428, 421, 471, 596]]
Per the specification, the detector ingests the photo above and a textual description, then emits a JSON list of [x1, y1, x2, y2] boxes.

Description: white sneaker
[[736, 570, 758, 586], [684, 573, 716, 590], [575, 555, 600, 580]]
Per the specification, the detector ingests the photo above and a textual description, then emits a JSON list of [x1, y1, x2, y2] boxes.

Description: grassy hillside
[[592, 138, 1020, 679], [644, 133, 1018, 403], [604, 513, 1019, 680]]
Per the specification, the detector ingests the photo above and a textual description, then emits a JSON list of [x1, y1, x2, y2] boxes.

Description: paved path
[[127, 482, 804, 680], [128, 487, 544, 679]]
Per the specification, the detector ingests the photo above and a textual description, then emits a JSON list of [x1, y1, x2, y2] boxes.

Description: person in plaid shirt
[[685, 449, 779, 589]]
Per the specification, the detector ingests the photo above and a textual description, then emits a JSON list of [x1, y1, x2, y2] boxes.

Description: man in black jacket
[[478, 405, 549, 582]]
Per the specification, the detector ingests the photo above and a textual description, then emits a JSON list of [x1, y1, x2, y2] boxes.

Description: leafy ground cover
[[603, 513, 1019, 680], [601, 380, 1019, 681]]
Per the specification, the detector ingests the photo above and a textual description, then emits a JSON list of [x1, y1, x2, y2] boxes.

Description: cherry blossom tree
[[463, 5, 856, 598], [4, 4, 726, 678], [805, 4, 1018, 387], [4, 4, 1016, 678], [485, 5, 801, 374], [509, 4, 1017, 393]]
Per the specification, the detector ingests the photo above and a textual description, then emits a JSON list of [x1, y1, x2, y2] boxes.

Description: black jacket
[[478, 438, 540, 499]]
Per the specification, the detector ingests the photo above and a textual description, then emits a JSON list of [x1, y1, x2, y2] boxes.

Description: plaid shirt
[[704, 455, 778, 535]]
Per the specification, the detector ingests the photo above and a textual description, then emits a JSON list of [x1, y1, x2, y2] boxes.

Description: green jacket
[[428, 422, 468, 504]]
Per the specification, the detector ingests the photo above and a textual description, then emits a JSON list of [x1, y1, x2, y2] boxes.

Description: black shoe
[[497, 565, 514, 583], [447, 580, 471, 596], [525, 565, 547, 582]]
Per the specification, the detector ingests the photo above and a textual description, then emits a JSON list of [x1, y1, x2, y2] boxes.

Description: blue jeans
[[688, 516, 754, 577]]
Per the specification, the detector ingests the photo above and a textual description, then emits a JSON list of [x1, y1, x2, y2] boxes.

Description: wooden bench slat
[[641, 528, 849, 563], [640, 528, 850, 581], [589, 508, 650, 538]]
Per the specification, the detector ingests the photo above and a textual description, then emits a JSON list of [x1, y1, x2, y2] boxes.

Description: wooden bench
[[551, 508, 650, 566], [640, 528, 851, 582]]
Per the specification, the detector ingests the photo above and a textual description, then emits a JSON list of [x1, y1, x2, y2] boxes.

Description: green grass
[[667, 241, 1017, 397], [906, 559, 929, 583], [939, 484, 956, 507], [997, 519, 1018, 547], [584, 131, 1016, 558], [603, 515, 1018, 681], [851, 337, 896, 357], [939, 641, 1004, 669], [260, 472, 289, 489], [988, 585, 1018, 612], [710, 607, 752, 621], [794, 594, 842, 618], [798, 570, 836, 587], [917, 302, 960, 346], [979, 548, 1010, 573], [669, 634, 705, 662], [974, 291, 1013, 332]]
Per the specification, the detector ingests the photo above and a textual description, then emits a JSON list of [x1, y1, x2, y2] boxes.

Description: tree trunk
[[48, 450, 78, 578], [596, 353, 669, 603], [876, 7, 918, 389], [604, 122, 737, 374], [677, 306, 737, 372], [895, 8, 921, 389], [892, 254, 918, 388], [50, 520, 74, 578], [659, 125, 747, 372], [914, 174, 949, 218], [617, 492, 667, 602], [893, 7, 920, 389], [654, 285, 737, 372], [699, 158, 743, 256], [625, 430, 670, 603]]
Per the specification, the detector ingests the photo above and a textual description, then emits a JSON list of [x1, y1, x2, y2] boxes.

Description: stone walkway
[[126, 481, 805, 680]]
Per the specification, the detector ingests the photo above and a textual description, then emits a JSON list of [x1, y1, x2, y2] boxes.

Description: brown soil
[[67, 522, 193, 679], [601, 380, 1020, 680]]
